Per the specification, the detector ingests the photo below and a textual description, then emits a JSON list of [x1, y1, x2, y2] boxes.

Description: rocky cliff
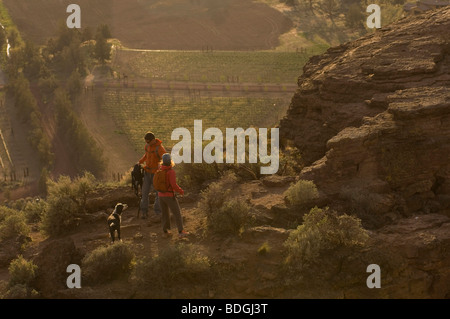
[[280, 7, 450, 226]]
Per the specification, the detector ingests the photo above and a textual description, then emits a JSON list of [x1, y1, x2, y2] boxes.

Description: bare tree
[[319, 0, 341, 23]]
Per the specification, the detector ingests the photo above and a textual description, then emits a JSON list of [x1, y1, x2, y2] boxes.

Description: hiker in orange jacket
[[158, 153, 188, 238], [138, 131, 166, 220]]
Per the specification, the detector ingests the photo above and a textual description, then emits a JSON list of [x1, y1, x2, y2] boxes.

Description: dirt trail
[[78, 75, 140, 180], [0, 177, 293, 298]]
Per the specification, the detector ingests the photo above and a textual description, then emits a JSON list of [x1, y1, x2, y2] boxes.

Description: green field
[[112, 47, 329, 84], [102, 90, 290, 152]]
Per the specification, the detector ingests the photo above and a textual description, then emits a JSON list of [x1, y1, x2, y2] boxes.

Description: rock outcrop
[[280, 7, 450, 224]]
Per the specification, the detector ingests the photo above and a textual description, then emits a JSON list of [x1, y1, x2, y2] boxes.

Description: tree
[[97, 24, 112, 39], [319, 0, 341, 23], [22, 40, 45, 80], [94, 33, 111, 64], [81, 26, 93, 42], [67, 69, 82, 100], [54, 21, 81, 52], [38, 167, 49, 196]]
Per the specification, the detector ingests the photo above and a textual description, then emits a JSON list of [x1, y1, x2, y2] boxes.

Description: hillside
[[2, 0, 293, 50], [1, 6, 450, 301]]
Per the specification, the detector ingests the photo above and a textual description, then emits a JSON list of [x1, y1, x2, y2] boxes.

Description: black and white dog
[[107, 203, 128, 243]]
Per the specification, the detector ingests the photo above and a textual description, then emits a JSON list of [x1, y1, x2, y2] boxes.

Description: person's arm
[[168, 170, 184, 195], [139, 153, 146, 165]]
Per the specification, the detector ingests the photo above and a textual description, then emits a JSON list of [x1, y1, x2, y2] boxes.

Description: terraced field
[[112, 48, 328, 84], [101, 90, 291, 152]]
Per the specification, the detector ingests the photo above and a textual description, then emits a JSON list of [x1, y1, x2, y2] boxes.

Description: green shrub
[[8, 255, 38, 288], [0, 205, 18, 223], [284, 207, 369, 268], [22, 199, 46, 223], [134, 243, 212, 290], [197, 171, 238, 215], [10, 198, 27, 211], [0, 212, 30, 241], [41, 172, 97, 236], [40, 196, 78, 237], [207, 199, 253, 236], [197, 172, 254, 236], [284, 179, 319, 207], [2, 283, 39, 299], [82, 242, 135, 285]]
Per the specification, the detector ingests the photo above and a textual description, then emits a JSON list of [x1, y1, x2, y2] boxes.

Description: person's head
[[162, 153, 174, 167], [144, 132, 155, 143]]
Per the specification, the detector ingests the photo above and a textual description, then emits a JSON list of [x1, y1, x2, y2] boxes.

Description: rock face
[[279, 7, 450, 223]]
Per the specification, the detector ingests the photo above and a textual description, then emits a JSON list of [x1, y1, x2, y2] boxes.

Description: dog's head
[[114, 203, 128, 215]]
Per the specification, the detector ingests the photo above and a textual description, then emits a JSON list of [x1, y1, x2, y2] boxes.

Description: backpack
[[153, 167, 172, 192], [131, 164, 144, 196]]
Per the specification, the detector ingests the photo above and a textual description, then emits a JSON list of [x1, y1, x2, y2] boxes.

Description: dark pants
[[159, 196, 183, 233], [140, 171, 161, 217]]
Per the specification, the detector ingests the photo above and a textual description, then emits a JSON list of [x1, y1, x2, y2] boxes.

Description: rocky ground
[[1, 174, 449, 299]]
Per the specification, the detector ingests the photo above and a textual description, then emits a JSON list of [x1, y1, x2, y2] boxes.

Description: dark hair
[[162, 153, 171, 166], [144, 132, 155, 141]]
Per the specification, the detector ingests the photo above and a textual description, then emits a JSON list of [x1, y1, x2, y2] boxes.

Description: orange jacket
[[139, 139, 166, 173]]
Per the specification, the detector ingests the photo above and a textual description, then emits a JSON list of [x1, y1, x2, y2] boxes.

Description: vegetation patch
[[3, 255, 39, 298], [82, 242, 135, 285], [197, 171, 255, 236], [40, 172, 98, 237], [134, 243, 213, 297], [283, 206, 369, 270], [284, 179, 319, 207]]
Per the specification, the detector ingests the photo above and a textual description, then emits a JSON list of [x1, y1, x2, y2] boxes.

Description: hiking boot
[[178, 230, 189, 238]]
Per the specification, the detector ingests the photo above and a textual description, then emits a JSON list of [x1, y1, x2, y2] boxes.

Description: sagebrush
[[284, 179, 319, 207], [197, 171, 254, 236], [40, 172, 97, 236], [284, 206, 369, 268], [82, 241, 135, 285], [134, 243, 212, 292]]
